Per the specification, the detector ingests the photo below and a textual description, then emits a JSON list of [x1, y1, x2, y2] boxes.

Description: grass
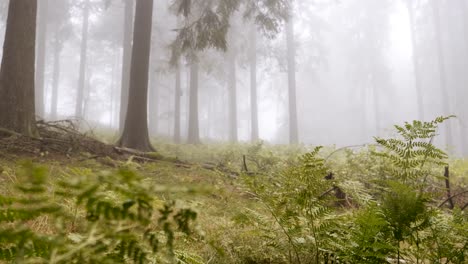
[[0, 138, 467, 263]]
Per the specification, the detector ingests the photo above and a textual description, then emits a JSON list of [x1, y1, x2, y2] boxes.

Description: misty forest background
[[0, 0, 466, 153], [0, 0, 468, 263]]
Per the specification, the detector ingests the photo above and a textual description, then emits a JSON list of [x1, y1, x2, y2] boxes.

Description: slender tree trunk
[[286, 19, 299, 144], [118, 0, 154, 151], [35, 0, 48, 119], [148, 69, 158, 135], [432, 1, 453, 147], [109, 51, 119, 127], [187, 60, 200, 144], [405, 0, 424, 121], [174, 61, 182, 143], [110, 67, 115, 128], [83, 65, 92, 120], [119, 0, 135, 132], [372, 77, 380, 136], [459, 0, 468, 155], [228, 49, 238, 142], [360, 82, 368, 142], [50, 36, 62, 120], [250, 26, 259, 142], [75, 0, 89, 119], [0, 0, 38, 137]]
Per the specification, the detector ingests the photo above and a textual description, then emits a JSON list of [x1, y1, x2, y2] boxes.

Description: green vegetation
[[0, 117, 467, 263]]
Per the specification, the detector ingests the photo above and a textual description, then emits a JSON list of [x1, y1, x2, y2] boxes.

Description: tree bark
[[405, 0, 424, 121], [0, 0, 38, 137], [35, 0, 48, 119], [286, 18, 299, 144], [50, 35, 63, 120], [187, 60, 200, 144], [119, 0, 135, 132], [432, 1, 453, 147], [372, 75, 380, 137], [173, 61, 182, 143], [118, 0, 154, 151], [250, 26, 259, 142], [457, 0, 468, 155], [148, 69, 158, 135], [228, 49, 238, 142], [109, 53, 116, 128], [75, 0, 89, 119]]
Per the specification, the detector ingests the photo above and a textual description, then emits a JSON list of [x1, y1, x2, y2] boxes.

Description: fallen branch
[[438, 190, 468, 208], [0, 127, 22, 137], [325, 144, 375, 162]]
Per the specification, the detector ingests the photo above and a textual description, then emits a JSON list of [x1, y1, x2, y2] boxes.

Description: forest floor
[[0, 124, 295, 262], [0, 122, 467, 263]]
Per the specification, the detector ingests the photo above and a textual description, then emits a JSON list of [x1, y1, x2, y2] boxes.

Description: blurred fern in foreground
[[0, 162, 196, 263]]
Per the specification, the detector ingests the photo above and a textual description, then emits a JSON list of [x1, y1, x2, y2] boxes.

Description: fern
[[0, 162, 197, 263], [338, 203, 395, 263], [373, 116, 453, 185], [244, 147, 342, 263]]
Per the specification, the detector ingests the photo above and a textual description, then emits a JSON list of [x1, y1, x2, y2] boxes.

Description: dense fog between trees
[[0, 0, 467, 155]]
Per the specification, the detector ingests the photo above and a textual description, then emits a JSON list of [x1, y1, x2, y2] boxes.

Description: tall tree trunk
[[75, 0, 89, 119], [50, 35, 63, 120], [457, 0, 468, 155], [405, 0, 424, 121], [173, 61, 182, 143], [118, 0, 154, 151], [361, 84, 368, 142], [119, 0, 135, 132], [148, 69, 158, 135], [372, 76, 380, 137], [0, 0, 38, 137], [187, 60, 200, 144], [83, 65, 92, 120], [35, 0, 48, 119], [458, 0, 468, 154], [432, 1, 453, 147], [228, 49, 238, 142], [109, 51, 119, 127], [250, 26, 259, 142], [286, 19, 299, 144]]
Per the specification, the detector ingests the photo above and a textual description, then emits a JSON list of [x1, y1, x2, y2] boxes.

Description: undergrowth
[[0, 116, 467, 263], [0, 163, 196, 263], [240, 116, 467, 264]]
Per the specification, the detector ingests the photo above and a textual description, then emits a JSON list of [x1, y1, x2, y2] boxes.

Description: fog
[[1, 0, 467, 154]]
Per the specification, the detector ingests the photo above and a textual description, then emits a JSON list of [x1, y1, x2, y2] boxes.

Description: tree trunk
[[118, 0, 154, 151], [50, 35, 63, 120], [432, 1, 453, 147], [372, 76, 380, 137], [83, 65, 92, 120], [0, 0, 38, 137], [75, 0, 89, 119], [286, 19, 299, 144], [228, 49, 238, 142], [148, 69, 158, 135], [173, 61, 182, 143], [35, 0, 48, 119], [250, 26, 259, 142], [405, 0, 424, 121], [458, 0, 468, 155], [187, 60, 200, 144], [119, 0, 135, 132]]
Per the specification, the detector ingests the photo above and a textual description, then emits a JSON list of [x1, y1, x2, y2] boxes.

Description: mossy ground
[[0, 138, 467, 263]]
